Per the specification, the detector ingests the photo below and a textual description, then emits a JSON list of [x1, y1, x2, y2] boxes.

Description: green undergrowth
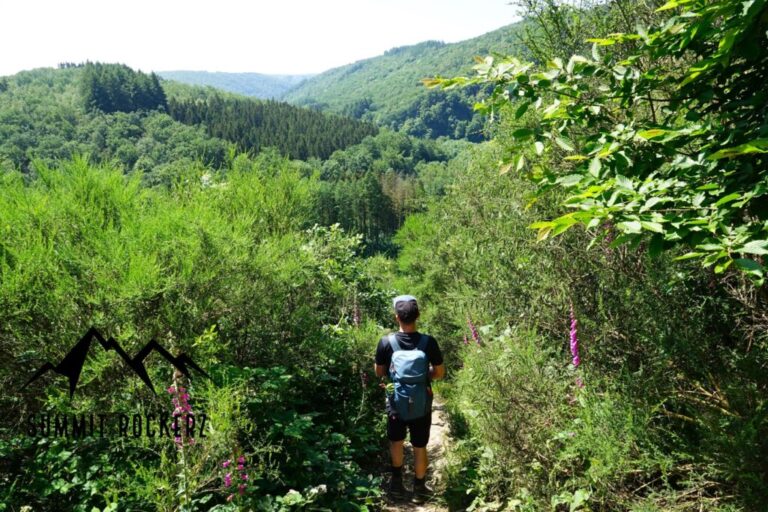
[[0, 157, 393, 511]]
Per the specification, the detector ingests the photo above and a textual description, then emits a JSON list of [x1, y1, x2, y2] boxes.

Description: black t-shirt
[[375, 331, 444, 369]]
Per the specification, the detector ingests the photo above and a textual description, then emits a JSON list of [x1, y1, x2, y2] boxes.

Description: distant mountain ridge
[[161, 23, 526, 141], [281, 23, 525, 129], [158, 70, 314, 99]]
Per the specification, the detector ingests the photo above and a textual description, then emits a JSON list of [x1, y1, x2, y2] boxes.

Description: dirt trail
[[381, 400, 450, 512]]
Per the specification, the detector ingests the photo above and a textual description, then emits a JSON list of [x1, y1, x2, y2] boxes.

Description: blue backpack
[[387, 333, 431, 421]]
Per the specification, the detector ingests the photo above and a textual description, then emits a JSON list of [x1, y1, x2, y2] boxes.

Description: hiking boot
[[388, 475, 407, 499], [411, 478, 433, 504]]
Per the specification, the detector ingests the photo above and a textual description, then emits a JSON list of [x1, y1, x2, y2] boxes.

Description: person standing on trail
[[375, 295, 445, 502]]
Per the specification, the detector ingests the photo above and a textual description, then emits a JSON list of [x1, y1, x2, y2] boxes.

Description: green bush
[[0, 156, 390, 510], [394, 140, 768, 510]]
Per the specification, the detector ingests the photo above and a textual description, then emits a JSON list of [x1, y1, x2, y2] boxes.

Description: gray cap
[[392, 294, 417, 309]]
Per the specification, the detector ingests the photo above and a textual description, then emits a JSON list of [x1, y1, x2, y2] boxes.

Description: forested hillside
[[158, 71, 312, 99], [168, 92, 378, 160], [282, 24, 525, 140], [0, 63, 374, 178], [1, 1, 767, 511]]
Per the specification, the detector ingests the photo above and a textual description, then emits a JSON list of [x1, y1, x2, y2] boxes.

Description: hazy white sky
[[1, 0, 519, 77]]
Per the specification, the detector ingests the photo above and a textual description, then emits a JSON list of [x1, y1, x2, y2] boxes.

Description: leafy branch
[[427, 0, 768, 284]]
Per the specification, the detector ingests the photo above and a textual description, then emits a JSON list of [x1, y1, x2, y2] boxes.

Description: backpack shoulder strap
[[388, 333, 402, 352], [416, 334, 429, 352]]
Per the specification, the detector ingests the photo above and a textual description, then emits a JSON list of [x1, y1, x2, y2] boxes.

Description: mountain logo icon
[[21, 327, 210, 398]]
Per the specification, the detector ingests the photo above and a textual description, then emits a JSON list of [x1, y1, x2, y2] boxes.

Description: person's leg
[[413, 446, 428, 479], [390, 440, 404, 468], [409, 412, 433, 502], [409, 412, 432, 476], [387, 413, 407, 468], [387, 414, 407, 496]]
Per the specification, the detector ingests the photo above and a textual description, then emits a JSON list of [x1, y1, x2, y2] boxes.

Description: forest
[[0, 0, 766, 511]]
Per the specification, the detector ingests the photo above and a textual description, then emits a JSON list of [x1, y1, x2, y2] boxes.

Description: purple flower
[[569, 303, 580, 368], [222, 460, 231, 468], [467, 316, 482, 345], [224, 473, 232, 487], [241, 473, 248, 480], [238, 483, 246, 495], [237, 456, 246, 464]]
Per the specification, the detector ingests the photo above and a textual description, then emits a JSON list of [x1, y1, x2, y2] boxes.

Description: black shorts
[[387, 409, 432, 448]]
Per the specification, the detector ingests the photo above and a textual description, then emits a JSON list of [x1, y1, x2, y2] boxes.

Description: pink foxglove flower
[[467, 316, 482, 345], [569, 303, 580, 368]]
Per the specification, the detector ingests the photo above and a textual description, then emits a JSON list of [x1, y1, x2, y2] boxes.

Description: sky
[[1, 0, 520, 77]]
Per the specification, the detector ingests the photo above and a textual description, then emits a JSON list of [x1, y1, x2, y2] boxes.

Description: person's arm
[[375, 337, 389, 378], [427, 335, 445, 380], [430, 364, 445, 380]]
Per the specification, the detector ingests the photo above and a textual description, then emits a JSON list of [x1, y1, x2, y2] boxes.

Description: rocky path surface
[[381, 401, 450, 512]]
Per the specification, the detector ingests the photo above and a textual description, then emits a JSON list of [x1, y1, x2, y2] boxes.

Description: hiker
[[375, 294, 445, 502]]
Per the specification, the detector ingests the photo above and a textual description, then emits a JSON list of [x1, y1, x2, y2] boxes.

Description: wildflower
[[227, 494, 234, 502], [224, 473, 232, 487], [222, 459, 231, 468], [238, 456, 246, 464], [353, 298, 361, 327], [569, 303, 580, 368], [238, 483, 247, 495], [168, 382, 195, 447], [467, 316, 481, 345], [241, 473, 248, 480]]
